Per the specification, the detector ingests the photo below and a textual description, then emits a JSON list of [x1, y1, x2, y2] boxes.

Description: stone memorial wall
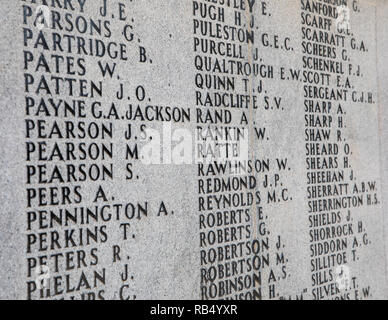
[[1, 0, 388, 300]]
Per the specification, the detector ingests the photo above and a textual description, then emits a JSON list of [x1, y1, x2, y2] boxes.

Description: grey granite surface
[[0, 0, 387, 300]]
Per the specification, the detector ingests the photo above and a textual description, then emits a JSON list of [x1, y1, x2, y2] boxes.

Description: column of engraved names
[[21, 0, 150, 300], [300, 0, 378, 300], [193, 0, 296, 300]]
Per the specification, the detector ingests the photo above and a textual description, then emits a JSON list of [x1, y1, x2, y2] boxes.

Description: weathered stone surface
[[0, 0, 388, 300]]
